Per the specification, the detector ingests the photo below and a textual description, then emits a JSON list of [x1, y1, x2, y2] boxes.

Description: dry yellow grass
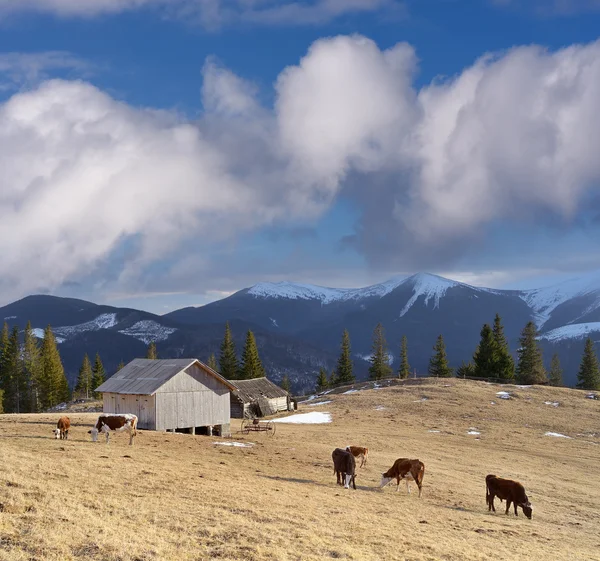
[[1, 379, 599, 561]]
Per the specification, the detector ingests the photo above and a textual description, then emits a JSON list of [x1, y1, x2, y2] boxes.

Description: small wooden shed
[[95, 358, 236, 436], [230, 377, 291, 419]]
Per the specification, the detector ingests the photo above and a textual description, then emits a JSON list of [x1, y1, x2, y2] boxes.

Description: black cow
[[332, 448, 356, 489], [486, 474, 532, 519]]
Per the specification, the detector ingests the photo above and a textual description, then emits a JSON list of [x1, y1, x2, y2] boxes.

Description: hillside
[[1, 379, 599, 560]]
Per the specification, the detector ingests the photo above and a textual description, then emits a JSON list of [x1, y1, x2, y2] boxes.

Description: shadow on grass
[[259, 474, 383, 492]]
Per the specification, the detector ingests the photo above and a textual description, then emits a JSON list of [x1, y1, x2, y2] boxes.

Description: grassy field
[[1, 379, 599, 561]]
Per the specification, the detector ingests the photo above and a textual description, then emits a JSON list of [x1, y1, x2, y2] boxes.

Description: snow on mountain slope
[[53, 313, 118, 338], [118, 320, 176, 344], [248, 282, 350, 303], [32, 327, 65, 343], [520, 272, 600, 328], [538, 322, 600, 343]]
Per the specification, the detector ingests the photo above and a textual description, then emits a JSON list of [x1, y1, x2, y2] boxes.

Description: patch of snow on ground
[[496, 391, 511, 399], [467, 430, 481, 435], [214, 441, 254, 448], [32, 327, 64, 343], [299, 395, 317, 404], [586, 393, 598, 400], [118, 320, 176, 344], [375, 406, 386, 411], [544, 401, 560, 407], [272, 412, 332, 424], [428, 429, 441, 433], [343, 389, 359, 395], [413, 397, 428, 402], [355, 352, 394, 365], [307, 400, 332, 406], [538, 322, 600, 343], [4, 315, 16, 320], [54, 313, 118, 338], [321, 390, 333, 395], [515, 385, 532, 389], [490, 401, 497, 405], [544, 432, 571, 439]]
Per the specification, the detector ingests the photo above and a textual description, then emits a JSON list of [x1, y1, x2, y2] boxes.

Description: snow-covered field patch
[[428, 429, 441, 433], [307, 400, 332, 406], [54, 313, 118, 338], [496, 391, 511, 399], [544, 401, 560, 407], [538, 322, 600, 343], [32, 327, 65, 343], [342, 389, 359, 395], [119, 320, 176, 344], [467, 430, 481, 435], [272, 412, 332, 424], [544, 432, 571, 439], [586, 393, 598, 400], [375, 406, 386, 411], [214, 441, 254, 448]]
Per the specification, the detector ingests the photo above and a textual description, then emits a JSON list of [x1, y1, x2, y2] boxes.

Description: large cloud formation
[[1, 35, 600, 301]]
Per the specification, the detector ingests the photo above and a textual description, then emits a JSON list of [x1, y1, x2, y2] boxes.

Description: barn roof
[[230, 377, 289, 403], [95, 358, 236, 395]]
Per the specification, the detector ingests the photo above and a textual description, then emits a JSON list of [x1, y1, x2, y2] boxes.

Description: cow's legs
[[396, 477, 401, 492], [406, 479, 411, 494], [489, 494, 496, 512], [128, 427, 134, 445], [513, 502, 518, 516], [417, 482, 422, 498], [105, 431, 110, 444], [505, 500, 511, 515]]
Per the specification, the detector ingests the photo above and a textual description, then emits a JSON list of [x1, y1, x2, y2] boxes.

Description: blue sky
[[1, 0, 600, 313]]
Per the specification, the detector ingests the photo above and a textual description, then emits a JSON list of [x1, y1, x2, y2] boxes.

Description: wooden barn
[[230, 377, 291, 418], [95, 358, 236, 436]]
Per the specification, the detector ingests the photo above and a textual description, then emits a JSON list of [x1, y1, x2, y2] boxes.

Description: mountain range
[[3, 272, 600, 392]]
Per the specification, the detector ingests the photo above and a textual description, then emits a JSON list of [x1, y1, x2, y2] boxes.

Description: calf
[[89, 414, 138, 445], [332, 448, 357, 489], [345, 445, 369, 467], [53, 416, 70, 440], [486, 474, 532, 519], [380, 458, 425, 497]]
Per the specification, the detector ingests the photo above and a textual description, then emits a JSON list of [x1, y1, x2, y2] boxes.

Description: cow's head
[[344, 473, 356, 490], [521, 501, 533, 519], [89, 428, 99, 442], [380, 475, 393, 488], [52, 428, 61, 439]]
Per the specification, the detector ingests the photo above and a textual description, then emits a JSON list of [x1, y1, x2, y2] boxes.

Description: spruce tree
[[576, 338, 600, 390], [1, 327, 21, 413], [398, 335, 410, 379], [428, 334, 453, 378], [207, 353, 218, 371], [456, 361, 475, 378], [219, 322, 239, 379], [548, 354, 563, 387], [40, 325, 70, 409], [117, 360, 125, 371], [492, 314, 515, 380], [329, 369, 337, 387], [0, 322, 9, 410], [335, 329, 355, 384], [280, 374, 291, 393], [22, 322, 42, 412], [146, 341, 158, 360], [369, 323, 392, 380], [316, 367, 329, 392], [75, 354, 93, 399], [515, 321, 547, 384], [91, 353, 105, 399], [239, 330, 265, 379], [473, 324, 497, 379]]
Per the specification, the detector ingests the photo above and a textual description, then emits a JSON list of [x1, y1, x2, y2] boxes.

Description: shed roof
[[95, 358, 236, 395], [230, 377, 289, 403]]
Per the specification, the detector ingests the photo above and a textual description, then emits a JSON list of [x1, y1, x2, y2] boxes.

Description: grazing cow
[[345, 445, 369, 467], [486, 474, 532, 519], [332, 448, 357, 489], [380, 458, 425, 497], [53, 416, 70, 440], [89, 414, 138, 445]]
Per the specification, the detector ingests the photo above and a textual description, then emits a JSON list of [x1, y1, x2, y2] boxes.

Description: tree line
[[312, 315, 600, 392]]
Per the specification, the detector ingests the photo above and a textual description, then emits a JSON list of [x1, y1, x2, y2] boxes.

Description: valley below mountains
[[4, 272, 600, 393]]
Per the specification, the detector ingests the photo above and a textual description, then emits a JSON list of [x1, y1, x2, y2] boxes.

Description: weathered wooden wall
[[102, 393, 156, 430]]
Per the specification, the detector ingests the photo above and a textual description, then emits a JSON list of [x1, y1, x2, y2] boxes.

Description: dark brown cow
[[332, 448, 356, 489], [53, 416, 70, 440], [380, 458, 425, 497], [89, 414, 138, 445], [345, 445, 369, 467], [486, 474, 532, 519]]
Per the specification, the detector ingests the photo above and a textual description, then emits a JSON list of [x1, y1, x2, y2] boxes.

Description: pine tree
[[369, 323, 392, 380], [91, 353, 105, 399], [146, 341, 158, 360], [428, 334, 453, 378], [0, 322, 9, 411], [576, 338, 600, 390], [219, 322, 239, 380], [316, 367, 329, 392], [473, 324, 497, 379], [456, 361, 475, 378], [515, 321, 547, 384], [548, 353, 563, 387], [1, 327, 21, 413], [335, 330, 355, 384], [22, 322, 42, 412], [75, 354, 93, 399], [398, 335, 410, 379], [492, 314, 515, 380], [329, 369, 337, 387], [239, 330, 265, 379], [117, 360, 125, 371], [207, 353, 218, 371], [280, 374, 291, 393], [40, 325, 70, 409]]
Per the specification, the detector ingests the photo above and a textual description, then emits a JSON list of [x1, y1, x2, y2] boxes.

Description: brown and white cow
[[332, 448, 357, 489], [89, 414, 138, 445], [345, 445, 369, 467], [486, 474, 532, 519], [380, 458, 425, 497], [53, 416, 70, 440]]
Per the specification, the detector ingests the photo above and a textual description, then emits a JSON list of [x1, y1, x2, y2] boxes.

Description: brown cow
[[332, 448, 357, 489], [89, 414, 138, 445], [380, 458, 425, 497], [53, 416, 70, 440], [486, 474, 532, 519], [345, 445, 369, 467]]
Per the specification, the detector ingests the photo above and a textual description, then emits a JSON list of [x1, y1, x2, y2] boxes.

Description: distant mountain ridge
[[3, 271, 600, 392]]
